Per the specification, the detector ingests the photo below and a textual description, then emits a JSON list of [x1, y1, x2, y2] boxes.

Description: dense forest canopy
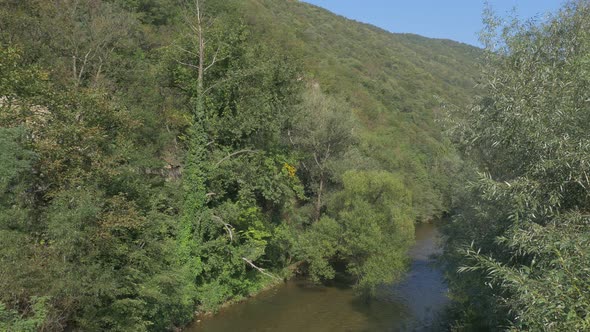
[[0, 0, 487, 331]]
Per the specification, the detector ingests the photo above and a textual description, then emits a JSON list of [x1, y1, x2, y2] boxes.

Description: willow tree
[[443, 1, 590, 330]]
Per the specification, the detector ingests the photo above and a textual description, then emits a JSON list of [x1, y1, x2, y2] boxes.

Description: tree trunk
[[315, 177, 323, 221]]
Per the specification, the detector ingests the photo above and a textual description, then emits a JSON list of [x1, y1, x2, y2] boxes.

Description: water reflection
[[189, 223, 447, 332]]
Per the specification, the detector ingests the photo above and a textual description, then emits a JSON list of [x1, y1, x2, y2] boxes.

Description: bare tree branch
[[300, 161, 310, 171], [203, 44, 220, 72], [212, 215, 233, 242], [287, 129, 296, 146], [322, 143, 331, 164], [313, 152, 323, 170], [242, 257, 281, 280], [196, 0, 204, 88], [204, 45, 229, 73], [175, 59, 200, 69], [174, 44, 199, 57]]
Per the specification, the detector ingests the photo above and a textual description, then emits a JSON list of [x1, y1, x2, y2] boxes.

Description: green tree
[[298, 170, 415, 293], [168, 0, 304, 311], [289, 88, 357, 221], [442, 1, 590, 330]]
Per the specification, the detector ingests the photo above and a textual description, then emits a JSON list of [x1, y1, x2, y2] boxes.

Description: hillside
[[239, 0, 481, 218], [0, 0, 480, 330]]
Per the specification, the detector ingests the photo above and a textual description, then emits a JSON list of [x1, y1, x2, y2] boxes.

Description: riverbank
[[187, 223, 448, 331], [190, 260, 305, 325]]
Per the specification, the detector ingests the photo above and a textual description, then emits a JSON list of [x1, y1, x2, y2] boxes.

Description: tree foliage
[[297, 170, 415, 293], [442, 1, 590, 330]]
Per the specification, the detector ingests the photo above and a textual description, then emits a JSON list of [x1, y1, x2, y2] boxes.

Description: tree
[[289, 88, 356, 221], [297, 170, 415, 293], [169, 0, 304, 311], [442, 1, 590, 330]]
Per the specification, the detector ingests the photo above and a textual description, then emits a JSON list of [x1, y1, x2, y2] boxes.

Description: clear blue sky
[[301, 1, 565, 46]]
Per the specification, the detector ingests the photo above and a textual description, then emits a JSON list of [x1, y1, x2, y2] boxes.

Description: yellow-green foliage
[[295, 171, 415, 292]]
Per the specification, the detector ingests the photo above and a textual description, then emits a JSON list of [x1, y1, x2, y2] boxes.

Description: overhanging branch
[[242, 257, 281, 280]]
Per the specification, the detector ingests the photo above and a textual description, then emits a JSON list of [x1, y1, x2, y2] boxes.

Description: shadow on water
[[188, 223, 448, 332]]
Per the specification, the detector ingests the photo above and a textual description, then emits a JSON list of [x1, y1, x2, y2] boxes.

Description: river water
[[188, 223, 448, 332]]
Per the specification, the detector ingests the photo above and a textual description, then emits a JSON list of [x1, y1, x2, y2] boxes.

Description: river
[[187, 223, 448, 332]]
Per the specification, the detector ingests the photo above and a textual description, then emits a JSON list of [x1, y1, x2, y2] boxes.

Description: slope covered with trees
[[240, 0, 480, 220], [0, 0, 478, 330]]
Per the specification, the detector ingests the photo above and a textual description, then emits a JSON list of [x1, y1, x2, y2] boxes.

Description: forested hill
[[0, 0, 479, 330], [245, 0, 479, 112], [238, 0, 481, 219]]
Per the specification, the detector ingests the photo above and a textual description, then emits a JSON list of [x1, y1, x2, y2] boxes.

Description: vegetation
[[441, 1, 590, 330], [239, 0, 480, 221], [0, 0, 479, 330]]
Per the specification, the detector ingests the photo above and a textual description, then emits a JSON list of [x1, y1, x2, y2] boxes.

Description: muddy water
[[188, 223, 447, 332]]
